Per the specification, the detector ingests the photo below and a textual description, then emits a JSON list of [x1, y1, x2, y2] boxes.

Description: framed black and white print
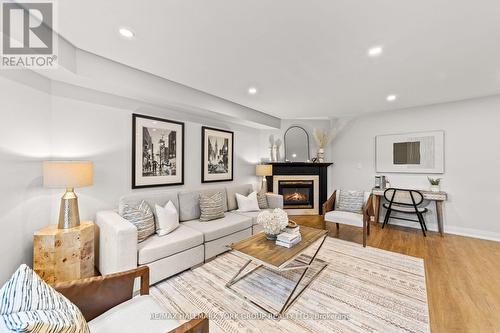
[[132, 113, 184, 188], [202, 126, 234, 183]]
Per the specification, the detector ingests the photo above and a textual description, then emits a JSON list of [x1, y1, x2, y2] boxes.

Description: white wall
[[0, 72, 52, 284], [0, 73, 261, 284], [331, 95, 500, 241]]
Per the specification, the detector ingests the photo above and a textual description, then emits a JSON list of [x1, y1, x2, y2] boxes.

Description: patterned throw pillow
[[121, 200, 155, 242], [257, 190, 269, 209], [337, 190, 365, 213], [199, 192, 225, 221], [0, 264, 89, 333]]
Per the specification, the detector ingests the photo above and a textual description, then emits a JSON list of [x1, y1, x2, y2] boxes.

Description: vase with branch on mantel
[[269, 134, 276, 162], [313, 128, 337, 163]]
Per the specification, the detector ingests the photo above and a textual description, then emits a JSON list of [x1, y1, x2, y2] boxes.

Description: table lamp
[[43, 161, 93, 229], [256, 164, 273, 191]]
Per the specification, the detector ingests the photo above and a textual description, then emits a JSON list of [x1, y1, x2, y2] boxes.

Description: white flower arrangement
[[257, 208, 289, 236]]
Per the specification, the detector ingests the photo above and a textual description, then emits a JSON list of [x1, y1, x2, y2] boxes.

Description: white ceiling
[[57, 0, 500, 119]]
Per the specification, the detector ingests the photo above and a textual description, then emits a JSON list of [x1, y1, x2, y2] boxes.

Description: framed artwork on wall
[[132, 113, 184, 188], [202, 126, 234, 183], [375, 130, 444, 173]]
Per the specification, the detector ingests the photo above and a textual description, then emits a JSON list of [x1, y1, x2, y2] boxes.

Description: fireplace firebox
[[278, 180, 314, 209]]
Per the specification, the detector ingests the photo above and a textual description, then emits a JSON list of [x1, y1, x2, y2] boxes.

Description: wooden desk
[[371, 188, 447, 236]]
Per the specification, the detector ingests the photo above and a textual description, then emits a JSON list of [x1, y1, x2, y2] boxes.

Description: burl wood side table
[[33, 221, 95, 284]]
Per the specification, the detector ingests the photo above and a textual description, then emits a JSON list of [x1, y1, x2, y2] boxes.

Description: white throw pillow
[[236, 191, 260, 212], [155, 201, 179, 236]]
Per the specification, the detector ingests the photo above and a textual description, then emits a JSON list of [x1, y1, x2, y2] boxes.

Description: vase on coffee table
[[257, 208, 289, 241], [265, 233, 279, 241]]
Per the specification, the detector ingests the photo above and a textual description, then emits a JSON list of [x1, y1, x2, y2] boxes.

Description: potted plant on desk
[[428, 177, 442, 192]]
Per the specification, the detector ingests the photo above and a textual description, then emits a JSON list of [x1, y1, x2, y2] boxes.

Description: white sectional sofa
[[96, 184, 283, 285]]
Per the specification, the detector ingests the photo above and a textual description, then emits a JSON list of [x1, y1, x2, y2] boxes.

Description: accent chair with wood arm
[[323, 190, 374, 247], [53, 266, 209, 333]]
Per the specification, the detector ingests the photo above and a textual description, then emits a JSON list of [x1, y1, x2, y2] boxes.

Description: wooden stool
[[33, 221, 95, 284]]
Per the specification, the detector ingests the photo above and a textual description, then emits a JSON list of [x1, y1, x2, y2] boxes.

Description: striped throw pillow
[[199, 192, 225, 221], [121, 200, 155, 242], [257, 190, 268, 209], [0, 264, 89, 333], [337, 190, 365, 213]]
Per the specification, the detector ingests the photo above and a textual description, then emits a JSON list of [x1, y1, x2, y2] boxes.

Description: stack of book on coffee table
[[276, 224, 301, 248]]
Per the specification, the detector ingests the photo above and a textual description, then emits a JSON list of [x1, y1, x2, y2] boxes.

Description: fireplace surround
[[267, 162, 333, 215]]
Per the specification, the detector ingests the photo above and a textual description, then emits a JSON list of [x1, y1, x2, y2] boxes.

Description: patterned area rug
[[151, 237, 430, 333]]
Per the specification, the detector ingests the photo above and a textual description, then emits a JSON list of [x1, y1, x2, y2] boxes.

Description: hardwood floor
[[291, 215, 500, 333]]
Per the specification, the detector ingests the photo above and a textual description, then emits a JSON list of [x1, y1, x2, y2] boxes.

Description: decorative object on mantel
[[274, 138, 282, 162], [428, 177, 442, 192], [256, 164, 273, 191], [256, 208, 289, 240], [313, 128, 337, 163], [268, 134, 276, 161], [375, 130, 444, 173], [284, 126, 311, 162], [43, 161, 93, 229]]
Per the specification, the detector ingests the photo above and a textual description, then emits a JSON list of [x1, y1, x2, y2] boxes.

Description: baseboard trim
[[444, 226, 500, 242], [376, 220, 500, 242]]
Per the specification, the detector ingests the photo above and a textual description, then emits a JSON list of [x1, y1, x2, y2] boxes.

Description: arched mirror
[[284, 126, 310, 162]]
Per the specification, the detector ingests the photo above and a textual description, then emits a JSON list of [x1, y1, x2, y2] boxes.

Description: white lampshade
[[256, 164, 273, 177], [43, 161, 93, 188]]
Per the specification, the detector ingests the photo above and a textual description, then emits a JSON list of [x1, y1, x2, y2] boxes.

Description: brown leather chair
[[53, 266, 209, 333]]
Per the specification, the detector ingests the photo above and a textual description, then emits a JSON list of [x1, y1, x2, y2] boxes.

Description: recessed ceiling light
[[386, 94, 397, 102], [248, 87, 258, 95], [119, 28, 135, 38], [368, 46, 383, 57]]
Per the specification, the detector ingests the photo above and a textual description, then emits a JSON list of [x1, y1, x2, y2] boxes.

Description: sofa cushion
[[121, 200, 155, 243], [137, 225, 204, 265], [226, 184, 253, 211], [178, 188, 227, 221], [257, 190, 269, 209], [337, 190, 365, 213], [235, 191, 260, 212], [155, 201, 179, 236], [335, 191, 370, 209], [199, 191, 226, 221], [324, 210, 363, 228], [119, 190, 180, 222], [233, 209, 273, 225], [88, 295, 179, 333], [182, 212, 252, 242]]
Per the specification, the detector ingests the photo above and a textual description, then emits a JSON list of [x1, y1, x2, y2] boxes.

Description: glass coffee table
[[226, 226, 328, 318]]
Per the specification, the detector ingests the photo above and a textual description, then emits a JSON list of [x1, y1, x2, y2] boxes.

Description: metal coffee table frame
[[226, 234, 328, 318]]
